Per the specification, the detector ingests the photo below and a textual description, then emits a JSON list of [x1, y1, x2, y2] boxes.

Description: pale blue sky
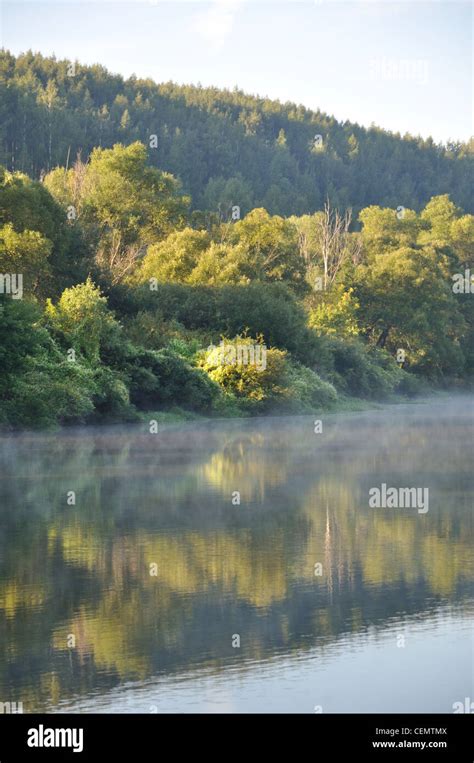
[[1, 1, 472, 144]]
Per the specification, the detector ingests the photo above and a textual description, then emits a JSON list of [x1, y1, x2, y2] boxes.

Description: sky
[[1, 0, 472, 144]]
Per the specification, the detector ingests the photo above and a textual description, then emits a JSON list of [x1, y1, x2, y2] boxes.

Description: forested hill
[[1, 50, 472, 216]]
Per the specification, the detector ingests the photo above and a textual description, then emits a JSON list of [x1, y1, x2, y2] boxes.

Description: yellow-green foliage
[[199, 336, 287, 402], [134, 228, 210, 284], [133, 208, 306, 290], [0, 223, 52, 294], [198, 335, 338, 411], [308, 287, 360, 338]]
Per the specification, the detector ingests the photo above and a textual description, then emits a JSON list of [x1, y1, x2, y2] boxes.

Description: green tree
[[308, 286, 360, 338], [45, 278, 120, 361], [45, 142, 190, 283], [359, 205, 421, 257], [134, 228, 210, 284], [0, 224, 52, 295], [353, 245, 465, 376], [228, 208, 306, 289], [202, 175, 254, 218], [0, 166, 90, 294]]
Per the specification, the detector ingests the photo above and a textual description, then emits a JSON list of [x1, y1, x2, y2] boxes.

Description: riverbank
[[2, 387, 465, 435]]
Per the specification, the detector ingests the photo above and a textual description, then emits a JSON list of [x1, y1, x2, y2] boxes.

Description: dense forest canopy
[[1, 50, 473, 216], [0, 51, 473, 430]]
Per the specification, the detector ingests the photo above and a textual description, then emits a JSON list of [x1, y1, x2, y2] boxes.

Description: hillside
[[1, 49, 472, 216], [0, 50, 473, 431]]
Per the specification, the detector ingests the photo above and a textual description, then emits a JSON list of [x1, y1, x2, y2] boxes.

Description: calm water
[[0, 398, 472, 713]]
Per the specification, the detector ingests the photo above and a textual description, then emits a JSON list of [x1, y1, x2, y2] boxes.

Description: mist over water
[[0, 396, 472, 713]]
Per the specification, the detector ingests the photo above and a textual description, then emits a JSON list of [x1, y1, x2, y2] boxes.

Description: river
[[0, 397, 472, 713]]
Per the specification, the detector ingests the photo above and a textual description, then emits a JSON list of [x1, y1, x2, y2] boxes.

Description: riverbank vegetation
[[0, 54, 472, 429]]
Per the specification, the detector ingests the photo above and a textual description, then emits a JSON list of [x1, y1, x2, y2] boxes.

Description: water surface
[[0, 398, 472, 712]]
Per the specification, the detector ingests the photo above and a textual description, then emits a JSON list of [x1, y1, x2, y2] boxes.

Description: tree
[[202, 175, 254, 219], [358, 204, 421, 258], [134, 228, 210, 284], [45, 142, 190, 283], [0, 298, 44, 384], [45, 278, 121, 361], [37, 79, 59, 170], [353, 245, 465, 376], [293, 201, 361, 291], [418, 195, 474, 272], [228, 208, 306, 289], [0, 297, 99, 428], [187, 242, 249, 286], [1, 51, 473, 215], [308, 286, 360, 338], [449, 214, 474, 269], [0, 224, 52, 295], [0, 166, 91, 295], [419, 194, 460, 243]]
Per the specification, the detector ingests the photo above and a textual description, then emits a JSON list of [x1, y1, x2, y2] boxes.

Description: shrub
[[45, 278, 121, 361], [395, 371, 428, 398], [199, 336, 287, 407], [283, 361, 338, 410], [4, 349, 97, 429], [0, 298, 45, 384], [323, 337, 404, 399], [199, 335, 337, 413], [91, 366, 135, 420], [133, 281, 324, 363], [0, 299, 100, 429], [123, 309, 211, 356], [114, 345, 219, 412]]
